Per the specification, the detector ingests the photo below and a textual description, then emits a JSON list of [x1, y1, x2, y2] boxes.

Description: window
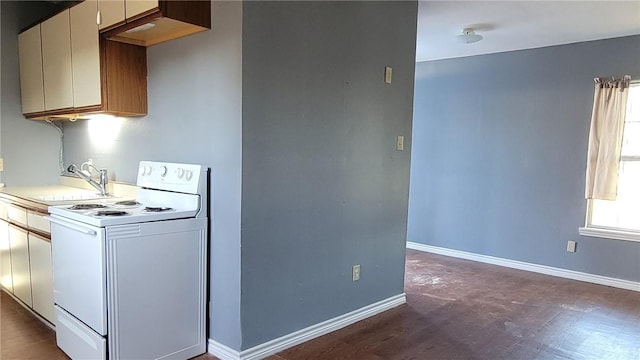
[[581, 84, 640, 242]]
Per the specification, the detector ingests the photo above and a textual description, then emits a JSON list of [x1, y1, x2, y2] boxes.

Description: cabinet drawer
[[27, 210, 51, 235], [7, 205, 28, 228]]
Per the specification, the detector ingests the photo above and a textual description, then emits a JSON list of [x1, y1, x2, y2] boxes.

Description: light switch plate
[[385, 66, 392, 84], [396, 135, 404, 151], [567, 240, 577, 253]]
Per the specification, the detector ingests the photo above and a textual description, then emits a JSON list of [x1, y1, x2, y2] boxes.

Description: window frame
[[579, 82, 640, 243]]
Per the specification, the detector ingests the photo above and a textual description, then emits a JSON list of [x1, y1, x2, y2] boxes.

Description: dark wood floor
[[2, 249, 639, 359], [274, 250, 640, 359], [1, 291, 67, 359]]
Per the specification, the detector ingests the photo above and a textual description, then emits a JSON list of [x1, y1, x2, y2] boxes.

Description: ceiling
[[416, 1, 640, 62]]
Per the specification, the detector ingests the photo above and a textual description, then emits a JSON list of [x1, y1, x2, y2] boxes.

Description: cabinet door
[[18, 25, 45, 114], [29, 233, 54, 323], [0, 220, 12, 292], [125, 0, 158, 19], [0, 201, 6, 221], [99, 0, 125, 30], [9, 226, 31, 306], [42, 10, 73, 111], [70, 0, 102, 108]]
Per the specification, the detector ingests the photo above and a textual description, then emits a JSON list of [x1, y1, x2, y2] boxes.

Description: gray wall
[[408, 35, 640, 282], [62, 1, 244, 349], [1, 1, 67, 186], [3, 0, 418, 351], [241, 1, 417, 349]]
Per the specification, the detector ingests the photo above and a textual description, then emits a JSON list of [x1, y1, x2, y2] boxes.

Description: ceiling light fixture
[[457, 28, 483, 44]]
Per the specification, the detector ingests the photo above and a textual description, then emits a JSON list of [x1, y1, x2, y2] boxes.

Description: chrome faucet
[[67, 164, 109, 196]]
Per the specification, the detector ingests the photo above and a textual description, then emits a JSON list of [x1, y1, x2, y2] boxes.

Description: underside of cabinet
[[102, 1, 211, 47]]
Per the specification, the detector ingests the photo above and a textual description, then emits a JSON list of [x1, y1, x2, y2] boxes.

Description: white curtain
[[585, 76, 631, 200]]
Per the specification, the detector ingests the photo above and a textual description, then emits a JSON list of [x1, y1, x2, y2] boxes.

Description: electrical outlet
[[352, 264, 361, 282], [567, 240, 577, 253]]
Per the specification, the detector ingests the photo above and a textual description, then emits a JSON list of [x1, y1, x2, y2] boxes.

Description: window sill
[[579, 227, 640, 243]]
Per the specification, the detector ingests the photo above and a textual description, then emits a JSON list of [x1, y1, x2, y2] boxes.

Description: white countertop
[[0, 177, 137, 212]]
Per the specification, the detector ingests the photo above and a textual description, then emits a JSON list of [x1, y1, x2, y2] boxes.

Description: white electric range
[[48, 161, 209, 360]]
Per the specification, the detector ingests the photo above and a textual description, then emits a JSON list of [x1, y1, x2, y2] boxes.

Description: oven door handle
[[46, 216, 98, 236]]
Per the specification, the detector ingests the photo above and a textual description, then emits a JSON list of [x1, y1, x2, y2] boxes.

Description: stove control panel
[[136, 161, 205, 194]]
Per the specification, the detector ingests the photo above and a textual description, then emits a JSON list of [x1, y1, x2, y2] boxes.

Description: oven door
[[50, 215, 107, 335]]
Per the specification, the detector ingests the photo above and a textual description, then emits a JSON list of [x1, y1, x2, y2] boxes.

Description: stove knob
[[145, 166, 152, 175], [176, 168, 185, 179], [139, 166, 145, 176], [185, 170, 193, 181], [160, 166, 168, 177]]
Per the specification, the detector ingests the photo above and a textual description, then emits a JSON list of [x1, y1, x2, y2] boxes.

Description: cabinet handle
[[47, 216, 97, 236]]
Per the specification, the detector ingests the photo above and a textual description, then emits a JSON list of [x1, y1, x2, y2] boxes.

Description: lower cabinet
[[0, 199, 54, 325], [9, 225, 32, 307], [29, 233, 54, 323], [0, 220, 12, 291]]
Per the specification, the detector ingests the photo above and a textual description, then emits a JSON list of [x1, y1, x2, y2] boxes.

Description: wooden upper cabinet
[[18, 3, 147, 120], [126, 0, 159, 20], [41, 10, 74, 111], [98, 0, 125, 30], [104, 0, 210, 47], [70, 0, 102, 108], [17, 25, 45, 114], [17, 0, 209, 120], [100, 39, 148, 117]]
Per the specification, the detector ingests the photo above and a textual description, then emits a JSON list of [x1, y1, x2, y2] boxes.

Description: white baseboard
[[407, 242, 640, 292], [208, 340, 241, 360], [208, 293, 406, 360]]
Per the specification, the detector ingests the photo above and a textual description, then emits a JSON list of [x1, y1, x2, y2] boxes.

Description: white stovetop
[[48, 189, 202, 227]]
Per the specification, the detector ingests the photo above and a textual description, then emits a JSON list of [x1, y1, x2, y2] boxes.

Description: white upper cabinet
[[41, 10, 73, 111], [126, 0, 159, 19], [125, 0, 158, 19], [18, 25, 45, 114], [98, 0, 125, 30], [70, 0, 102, 108]]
